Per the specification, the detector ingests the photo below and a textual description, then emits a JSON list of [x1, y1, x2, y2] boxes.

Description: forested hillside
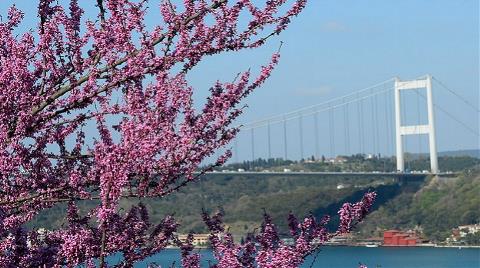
[[358, 168, 480, 241], [221, 154, 479, 173], [30, 175, 393, 234], [29, 157, 479, 242]]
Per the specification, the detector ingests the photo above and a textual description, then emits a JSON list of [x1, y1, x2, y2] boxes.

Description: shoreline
[[164, 244, 480, 250], [349, 245, 479, 248], [431, 245, 480, 249], [325, 244, 480, 249]]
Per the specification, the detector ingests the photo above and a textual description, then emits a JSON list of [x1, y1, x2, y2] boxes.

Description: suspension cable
[[344, 100, 350, 155], [283, 117, 288, 160], [374, 92, 380, 156], [299, 115, 304, 160], [433, 77, 480, 113], [241, 85, 395, 130], [250, 128, 255, 165], [384, 86, 391, 156], [240, 78, 395, 128], [370, 88, 377, 155], [267, 122, 272, 159], [234, 138, 239, 163], [360, 97, 365, 155], [357, 93, 363, 154], [416, 88, 423, 158], [329, 106, 335, 157], [414, 90, 479, 136], [314, 112, 320, 160]]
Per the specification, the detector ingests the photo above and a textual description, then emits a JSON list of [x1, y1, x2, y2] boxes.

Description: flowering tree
[[0, 0, 375, 267]]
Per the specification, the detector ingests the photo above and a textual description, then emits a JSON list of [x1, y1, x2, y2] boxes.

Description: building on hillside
[[458, 224, 480, 236], [177, 234, 211, 247], [446, 223, 480, 243], [327, 156, 348, 164], [383, 230, 419, 246], [324, 233, 354, 245]]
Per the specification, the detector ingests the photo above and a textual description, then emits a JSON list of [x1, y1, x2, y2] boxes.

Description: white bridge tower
[[394, 75, 439, 174]]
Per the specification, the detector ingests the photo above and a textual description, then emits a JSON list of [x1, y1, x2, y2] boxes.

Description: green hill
[[29, 157, 479, 243], [31, 174, 398, 235], [358, 168, 480, 242]]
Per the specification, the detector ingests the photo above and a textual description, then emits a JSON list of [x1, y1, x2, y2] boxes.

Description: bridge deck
[[200, 171, 455, 178]]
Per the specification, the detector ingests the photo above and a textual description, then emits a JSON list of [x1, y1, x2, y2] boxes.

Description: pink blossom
[[0, 1, 379, 267]]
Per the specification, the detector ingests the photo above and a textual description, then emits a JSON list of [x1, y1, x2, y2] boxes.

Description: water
[[111, 246, 480, 268]]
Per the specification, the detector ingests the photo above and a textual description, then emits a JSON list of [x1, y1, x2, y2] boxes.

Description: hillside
[[30, 175, 397, 234], [358, 168, 480, 241], [218, 153, 480, 173], [439, 149, 479, 158], [29, 156, 479, 243]]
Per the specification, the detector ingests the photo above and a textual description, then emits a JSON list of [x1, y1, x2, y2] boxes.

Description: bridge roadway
[[199, 171, 455, 179]]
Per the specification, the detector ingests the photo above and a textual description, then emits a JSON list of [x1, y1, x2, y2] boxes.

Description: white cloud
[[321, 21, 348, 32]]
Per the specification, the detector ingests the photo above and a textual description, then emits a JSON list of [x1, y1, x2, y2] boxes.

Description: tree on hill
[[0, 1, 375, 267]]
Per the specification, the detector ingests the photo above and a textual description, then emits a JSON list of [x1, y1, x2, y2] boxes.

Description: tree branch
[[45, 153, 93, 160], [0, 187, 67, 206], [96, 0, 106, 24], [30, 0, 228, 117], [99, 183, 111, 268]]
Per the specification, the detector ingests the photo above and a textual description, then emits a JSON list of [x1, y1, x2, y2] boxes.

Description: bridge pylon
[[394, 75, 439, 174]]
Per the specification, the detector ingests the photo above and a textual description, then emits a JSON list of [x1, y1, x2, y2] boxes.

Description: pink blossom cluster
[[0, 0, 305, 230], [180, 192, 376, 268], [0, 192, 375, 267], [338, 192, 376, 234], [0, 0, 374, 267]]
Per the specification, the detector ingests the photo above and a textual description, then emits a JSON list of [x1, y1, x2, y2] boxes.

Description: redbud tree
[[0, 0, 376, 267]]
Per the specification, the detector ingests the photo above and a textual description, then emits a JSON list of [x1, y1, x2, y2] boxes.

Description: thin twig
[[0, 187, 67, 206], [30, 0, 227, 117], [99, 183, 112, 268], [96, 0, 106, 23], [308, 248, 322, 268]]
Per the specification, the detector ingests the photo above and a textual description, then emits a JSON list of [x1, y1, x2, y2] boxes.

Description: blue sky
[[187, 0, 479, 161], [190, 0, 479, 161], [1, 0, 478, 163]]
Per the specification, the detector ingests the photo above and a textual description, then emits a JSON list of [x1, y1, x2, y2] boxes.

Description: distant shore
[[431, 245, 480, 249], [165, 244, 480, 250], [325, 243, 480, 248]]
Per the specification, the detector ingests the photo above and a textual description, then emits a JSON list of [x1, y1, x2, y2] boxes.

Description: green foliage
[[29, 156, 479, 243], [218, 155, 479, 173], [359, 168, 480, 242], [464, 232, 480, 245], [29, 174, 393, 235]]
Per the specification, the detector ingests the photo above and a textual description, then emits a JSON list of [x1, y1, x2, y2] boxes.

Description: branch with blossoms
[[0, 1, 383, 267], [1, 0, 305, 230], [181, 191, 377, 268], [0, 192, 375, 267]]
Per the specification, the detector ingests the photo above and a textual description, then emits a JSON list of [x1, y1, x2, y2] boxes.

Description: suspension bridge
[[215, 74, 478, 177]]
